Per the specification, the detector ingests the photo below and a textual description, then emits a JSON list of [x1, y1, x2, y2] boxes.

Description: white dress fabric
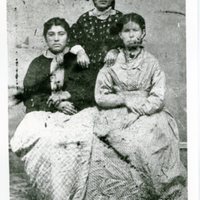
[[10, 108, 98, 200], [10, 49, 186, 200], [92, 49, 187, 199]]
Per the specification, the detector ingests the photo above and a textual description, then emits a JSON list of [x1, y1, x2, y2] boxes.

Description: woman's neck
[[44, 47, 69, 58], [124, 46, 142, 60], [91, 6, 114, 19], [44, 49, 57, 58], [96, 5, 111, 12]]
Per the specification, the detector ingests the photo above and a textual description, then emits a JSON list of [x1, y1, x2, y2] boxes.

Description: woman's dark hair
[[93, 0, 115, 9], [110, 13, 146, 35], [111, 0, 115, 9], [43, 17, 70, 39]]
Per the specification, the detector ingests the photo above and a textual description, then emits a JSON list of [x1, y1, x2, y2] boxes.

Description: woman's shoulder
[[109, 10, 123, 22], [142, 50, 164, 73], [98, 65, 114, 77], [28, 54, 51, 71], [77, 11, 90, 21], [142, 50, 159, 65], [30, 54, 50, 64], [114, 10, 123, 15], [99, 64, 119, 77]]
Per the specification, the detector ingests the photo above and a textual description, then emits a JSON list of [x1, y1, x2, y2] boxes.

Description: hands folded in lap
[[47, 91, 77, 115]]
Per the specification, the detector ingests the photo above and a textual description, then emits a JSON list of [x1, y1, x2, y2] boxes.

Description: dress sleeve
[[23, 59, 43, 95], [23, 59, 50, 112], [95, 68, 124, 108], [70, 15, 86, 49], [142, 61, 166, 115]]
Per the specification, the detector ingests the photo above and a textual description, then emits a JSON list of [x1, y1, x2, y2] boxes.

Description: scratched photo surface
[[8, 0, 186, 199]]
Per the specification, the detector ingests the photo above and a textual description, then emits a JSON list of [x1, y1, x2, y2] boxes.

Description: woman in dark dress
[[22, 17, 76, 114], [10, 17, 98, 200], [10, 12, 125, 199], [69, 0, 123, 109]]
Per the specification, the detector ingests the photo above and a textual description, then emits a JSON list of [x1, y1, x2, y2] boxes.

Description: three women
[[10, 3, 186, 200]]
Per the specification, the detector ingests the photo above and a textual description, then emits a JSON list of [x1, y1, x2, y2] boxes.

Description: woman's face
[[93, 0, 113, 11], [119, 21, 145, 49], [45, 25, 68, 54]]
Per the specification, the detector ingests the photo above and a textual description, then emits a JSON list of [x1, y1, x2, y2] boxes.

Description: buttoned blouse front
[[95, 49, 166, 115]]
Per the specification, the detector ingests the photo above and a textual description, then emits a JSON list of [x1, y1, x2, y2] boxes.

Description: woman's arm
[[23, 58, 51, 112], [141, 62, 166, 115], [23, 59, 42, 94], [95, 68, 125, 108], [70, 15, 90, 68], [70, 15, 86, 49]]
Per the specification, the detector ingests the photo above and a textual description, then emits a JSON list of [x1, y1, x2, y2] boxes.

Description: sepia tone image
[[8, 0, 187, 199]]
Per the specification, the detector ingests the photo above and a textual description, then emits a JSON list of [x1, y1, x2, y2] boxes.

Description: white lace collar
[[89, 7, 116, 20]]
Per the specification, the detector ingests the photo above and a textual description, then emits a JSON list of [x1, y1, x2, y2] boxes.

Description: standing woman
[[69, 0, 123, 109]]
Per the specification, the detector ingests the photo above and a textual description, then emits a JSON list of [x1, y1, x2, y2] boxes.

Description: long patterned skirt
[[10, 107, 186, 200]]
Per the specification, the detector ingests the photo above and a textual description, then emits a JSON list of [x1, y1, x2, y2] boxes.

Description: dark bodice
[[23, 55, 54, 113], [70, 10, 123, 65], [23, 53, 99, 113], [69, 10, 123, 108]]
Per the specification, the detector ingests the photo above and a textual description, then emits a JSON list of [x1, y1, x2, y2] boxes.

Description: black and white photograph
[[1, 0, 200, 199]]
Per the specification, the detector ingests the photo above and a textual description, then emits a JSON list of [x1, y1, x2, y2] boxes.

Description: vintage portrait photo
[[1, 0, 199, 199]]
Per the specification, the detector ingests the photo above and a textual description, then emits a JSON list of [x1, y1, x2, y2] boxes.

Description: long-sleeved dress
[[10, 52, 99, 200], [22, 52, 95, 112], [93, 48, 187, 199], [70, 9, 123, 108], [10, 48, 186, 199]]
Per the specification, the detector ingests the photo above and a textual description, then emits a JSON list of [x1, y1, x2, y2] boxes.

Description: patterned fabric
[[89, 7, 116, 20], [85, 137, 153, 200], [94, 49, 187, 199], [10, 108, 98, 200], [70, 9, 123, 65], [69, 9, 123, 108], [11, 48, 187, 199]]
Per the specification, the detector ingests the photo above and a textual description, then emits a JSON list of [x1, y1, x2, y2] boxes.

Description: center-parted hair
[[110, 13, 146, 35], [43, 17, 70, 39]]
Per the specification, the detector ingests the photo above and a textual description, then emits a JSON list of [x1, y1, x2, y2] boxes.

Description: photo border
[[0, 0, 199, 199]]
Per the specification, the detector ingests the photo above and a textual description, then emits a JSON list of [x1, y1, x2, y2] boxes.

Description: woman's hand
[[104, 49, 119, 67], [55, 101, 77, 115], [77, 50, 90, 68], [47, 91, 71, 107], [125, 97, 146, 116]]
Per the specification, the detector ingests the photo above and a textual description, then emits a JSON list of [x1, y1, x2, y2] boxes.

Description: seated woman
[[94, 13, 187, 199], [10, 14, 186, 200], [10, 15, 126, 200], [10, 17, 98, 200], [21, 17, 76, 114]]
